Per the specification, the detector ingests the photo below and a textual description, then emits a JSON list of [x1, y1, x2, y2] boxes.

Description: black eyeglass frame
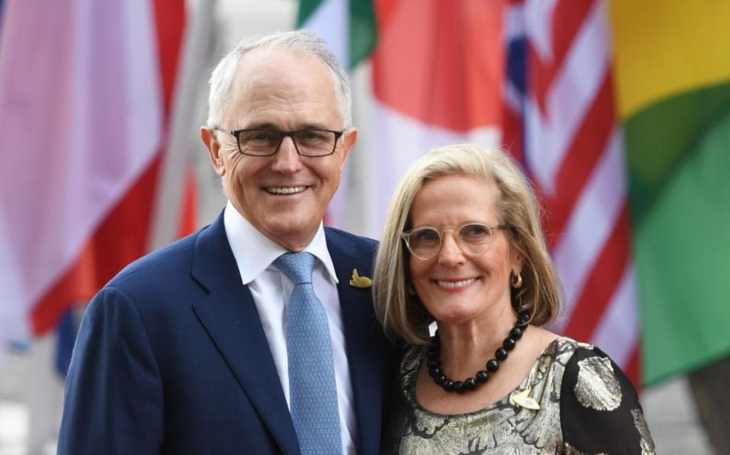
[[401, 222, 510, 261], [213, 127, 345, 157]]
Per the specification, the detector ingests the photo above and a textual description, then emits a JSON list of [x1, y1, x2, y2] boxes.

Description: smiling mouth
[[434, 277, 479, 289], [264, 185, 308, 195]]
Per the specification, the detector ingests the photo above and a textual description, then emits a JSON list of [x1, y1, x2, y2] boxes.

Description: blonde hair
[[372, 144, 561, 344]]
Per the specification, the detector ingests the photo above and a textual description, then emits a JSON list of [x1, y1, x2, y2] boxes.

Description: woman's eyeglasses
[[401, 223, 509, 260]]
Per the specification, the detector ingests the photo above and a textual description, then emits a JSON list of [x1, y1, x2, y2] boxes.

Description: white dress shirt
[[223, 202, 357, 454]]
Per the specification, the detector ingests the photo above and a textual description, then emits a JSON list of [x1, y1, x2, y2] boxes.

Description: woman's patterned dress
[[383, 337, 655, 454]]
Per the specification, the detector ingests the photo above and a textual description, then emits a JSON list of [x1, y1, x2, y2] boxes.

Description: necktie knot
[[274, 252, 315, 285]]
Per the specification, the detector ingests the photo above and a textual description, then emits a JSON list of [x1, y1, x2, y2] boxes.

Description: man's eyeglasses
[[401, 223, 509, 261], [214, 127, 345, 157]]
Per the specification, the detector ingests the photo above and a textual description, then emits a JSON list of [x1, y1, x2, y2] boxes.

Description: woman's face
[[408, 174, 520, 327]]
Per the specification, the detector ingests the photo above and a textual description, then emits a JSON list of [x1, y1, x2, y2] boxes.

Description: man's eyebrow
[[233, 122, 332, 131], [232, 122, 278, 130], [295, 122, 331, 130]]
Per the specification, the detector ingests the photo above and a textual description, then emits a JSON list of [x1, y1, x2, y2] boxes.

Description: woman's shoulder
[[529, 334, 595, 377], [543, 334, 592, 357], [559, 339, 628, 412], [556, 337, 656, 454]]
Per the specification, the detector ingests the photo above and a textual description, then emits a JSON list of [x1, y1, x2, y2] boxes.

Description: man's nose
[[270, 136, 303, 173]]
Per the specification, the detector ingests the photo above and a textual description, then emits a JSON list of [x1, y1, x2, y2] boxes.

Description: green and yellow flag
[[611, 0, 730, 385]]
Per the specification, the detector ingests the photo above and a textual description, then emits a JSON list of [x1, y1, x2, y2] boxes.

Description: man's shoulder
[[107, 226, 206, 291], [324, 226, 377, 256]]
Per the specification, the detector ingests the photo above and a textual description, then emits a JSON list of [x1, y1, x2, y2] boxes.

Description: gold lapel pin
[[349, 269, 372, 288]]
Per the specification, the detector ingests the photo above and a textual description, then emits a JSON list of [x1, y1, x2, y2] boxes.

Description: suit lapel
[[327, 231, 388, 455], [190, 214, 299, 455]]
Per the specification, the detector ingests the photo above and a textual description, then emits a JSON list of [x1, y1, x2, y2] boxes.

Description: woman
[[373, 144, 654, 454]]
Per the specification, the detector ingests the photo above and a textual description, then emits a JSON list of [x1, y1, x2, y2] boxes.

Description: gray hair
[[206, 30, 352, 128], [373, 143, 561, 345]]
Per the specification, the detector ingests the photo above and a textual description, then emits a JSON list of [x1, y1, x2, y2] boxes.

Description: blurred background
[[1, 0, 729, 453]]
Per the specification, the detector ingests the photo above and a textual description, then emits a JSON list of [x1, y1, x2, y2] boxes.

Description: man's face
[[202, 49, 356, 250]]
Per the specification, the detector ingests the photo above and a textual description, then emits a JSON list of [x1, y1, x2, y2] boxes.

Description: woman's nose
[[437, 232, 465, 266]]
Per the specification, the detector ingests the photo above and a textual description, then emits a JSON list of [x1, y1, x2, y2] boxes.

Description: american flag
[[502, 0, 640, 385]]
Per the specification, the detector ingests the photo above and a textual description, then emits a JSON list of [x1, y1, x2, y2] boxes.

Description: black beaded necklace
[[427, 310, 531, 393]]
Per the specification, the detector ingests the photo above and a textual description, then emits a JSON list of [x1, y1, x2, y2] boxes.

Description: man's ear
[[339, 127, 358, 167], [201, 127, 225, 176]]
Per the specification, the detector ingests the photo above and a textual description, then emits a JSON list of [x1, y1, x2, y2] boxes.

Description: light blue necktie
[[275, 252, 342, 455]]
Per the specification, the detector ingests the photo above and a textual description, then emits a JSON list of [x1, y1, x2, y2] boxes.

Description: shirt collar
[[223, 200, 339, 285]]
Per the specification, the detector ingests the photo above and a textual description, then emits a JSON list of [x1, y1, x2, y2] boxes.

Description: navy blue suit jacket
[[58, 213, 394, 454]]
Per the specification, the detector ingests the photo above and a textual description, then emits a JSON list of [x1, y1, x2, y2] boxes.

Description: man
[[58, 31, 394, 454]]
